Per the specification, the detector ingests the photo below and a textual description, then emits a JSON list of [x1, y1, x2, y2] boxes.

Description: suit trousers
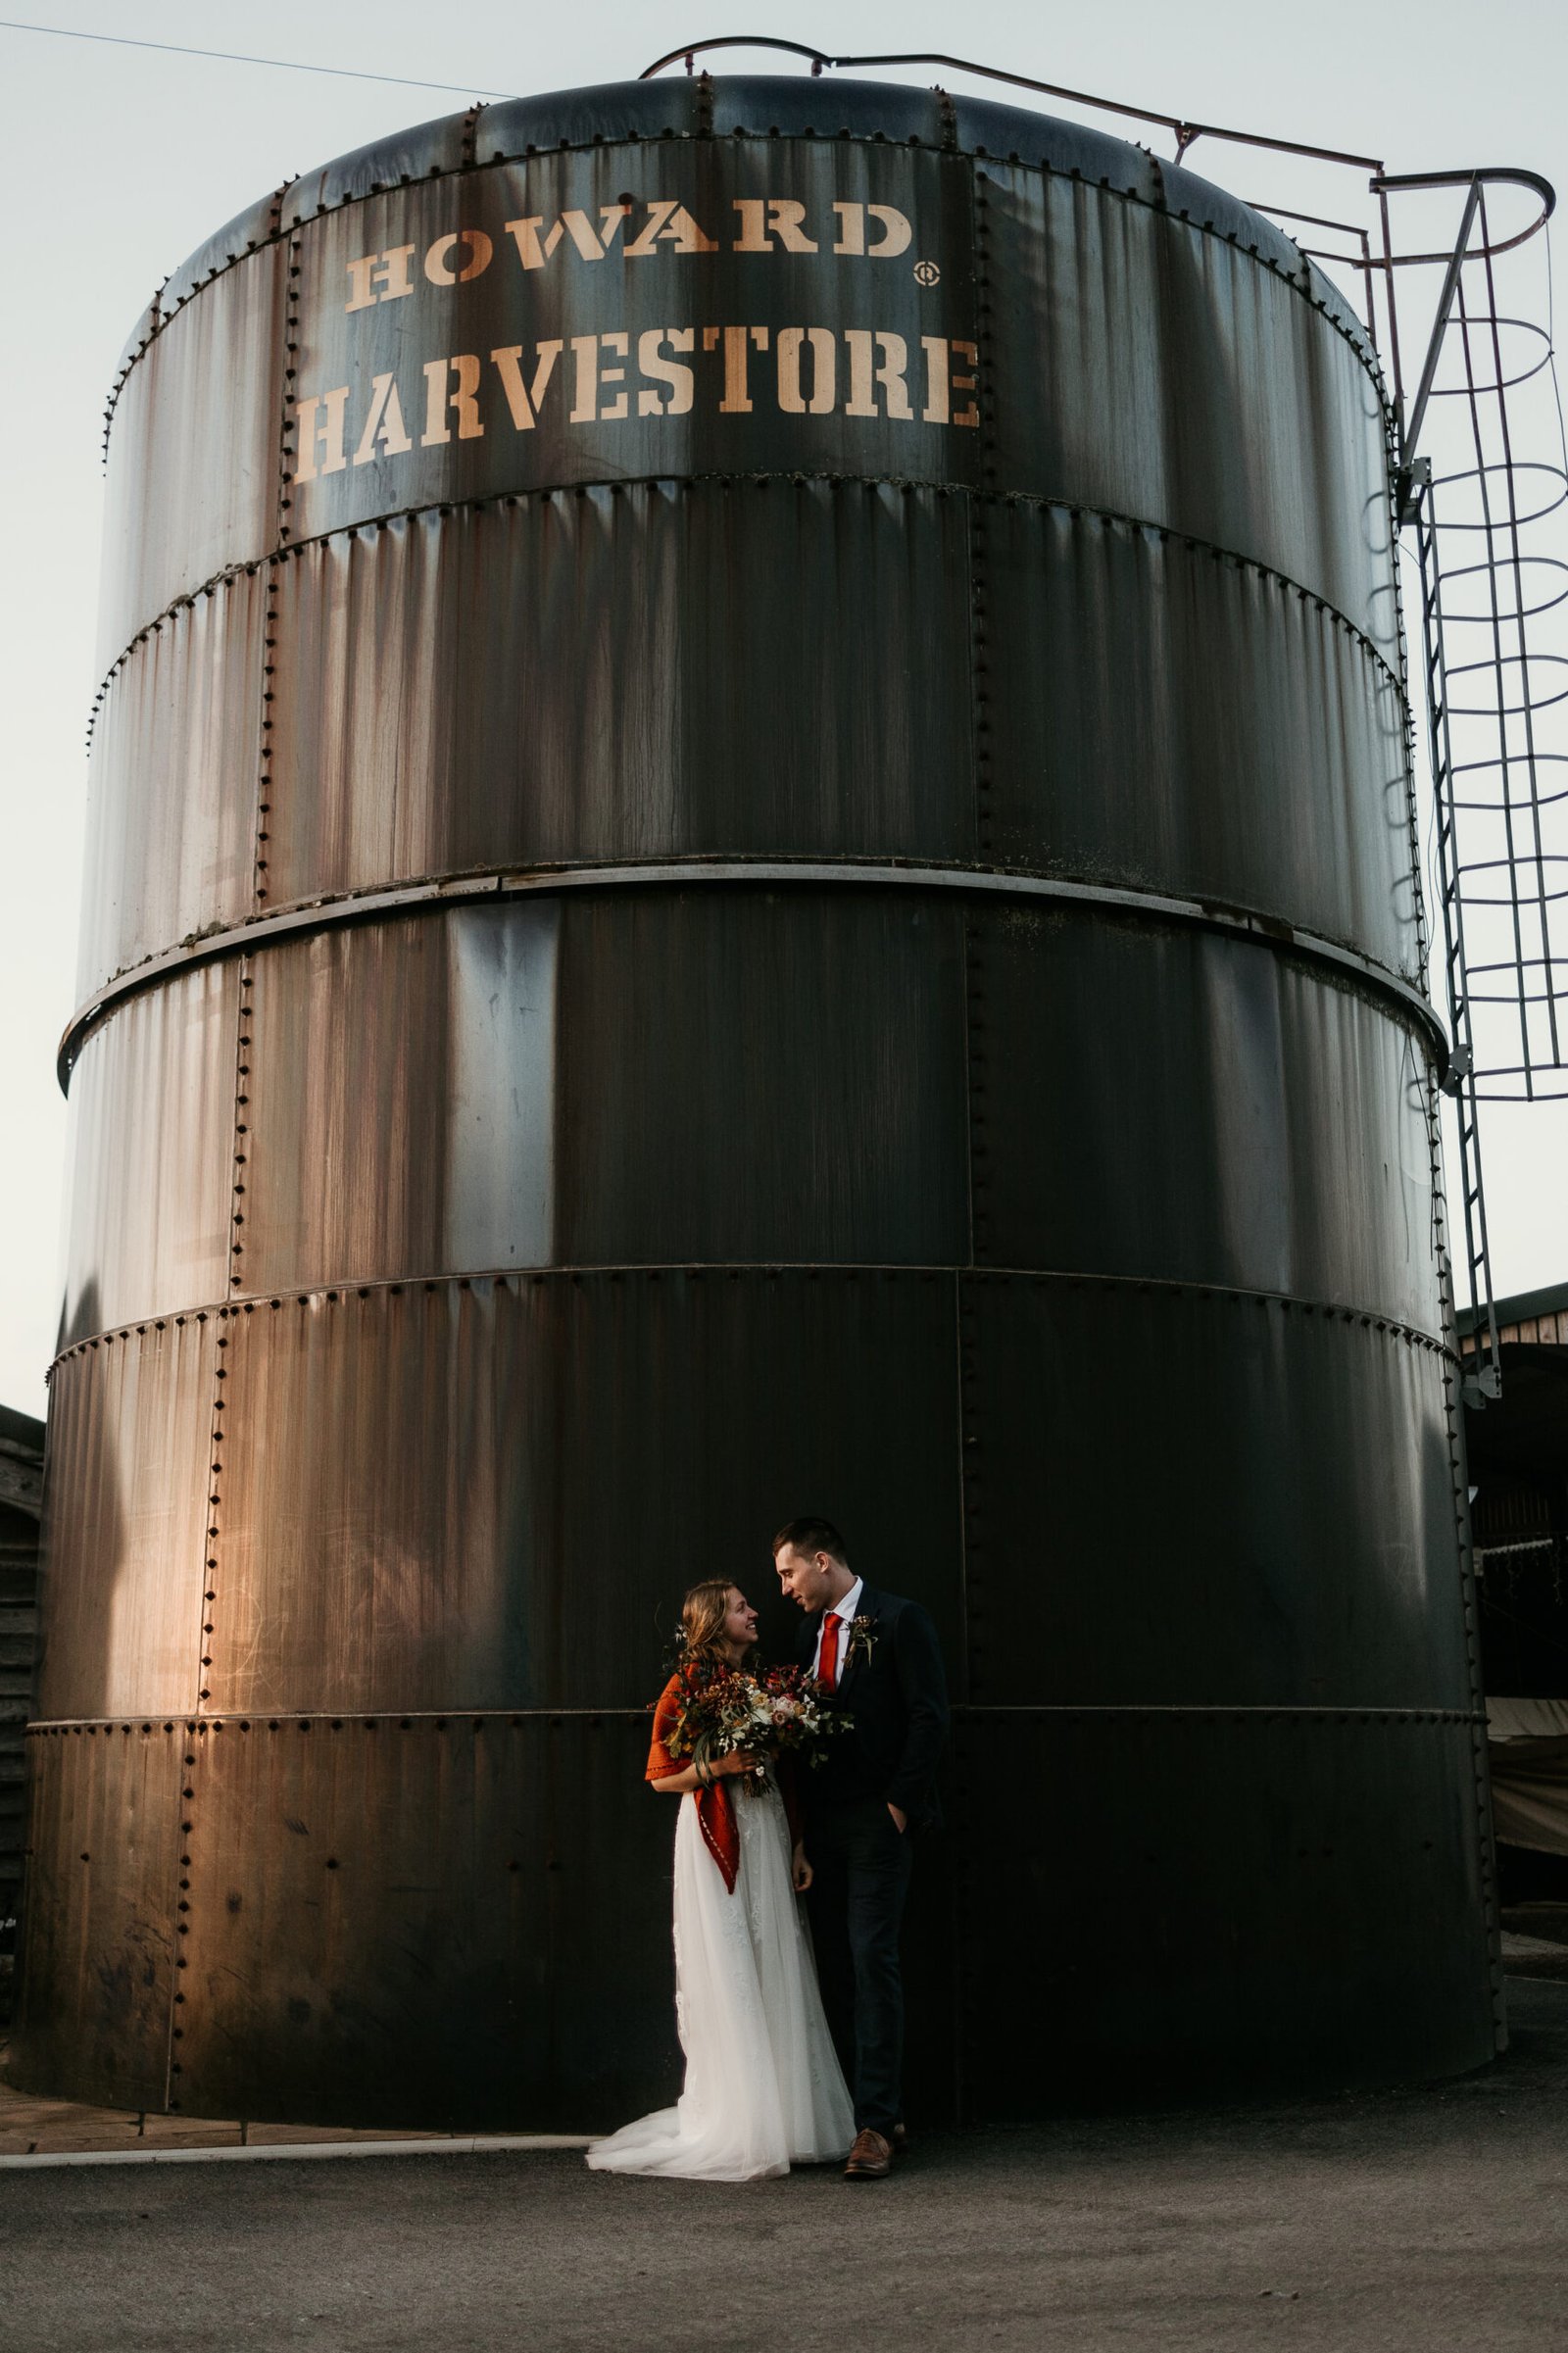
[[806, 1793, 914, 2135]]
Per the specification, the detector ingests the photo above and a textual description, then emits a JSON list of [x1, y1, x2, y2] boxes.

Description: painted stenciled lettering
[[344, 196, 918, 307], [637, 327, 696, 417], [343, 245, 416, 313], [624, 202, 720, 259], [353, 371, 414, 464], [489, 342, 564, 431], [293, 385, 350, 478], [421, 355, 483, 445], [504, 209, 623, 271], [312, 193, 970, 476], [424, 229, 493, 286], [291, 328, 979, 477]]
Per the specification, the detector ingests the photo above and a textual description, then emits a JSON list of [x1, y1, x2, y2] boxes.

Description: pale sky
[[2, 0, 1565, 1416]]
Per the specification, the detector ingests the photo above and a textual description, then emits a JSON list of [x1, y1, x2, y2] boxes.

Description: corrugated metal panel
[[954, 1707, 1493, 2108], [237, 905, 559, 1295], [17, 1700, 1493, 2127], [265, 483, 976, 907], [969, 909, 1442, 1332], [983, 501, 1414, 980], [172, 1712, 682, 2131], [958, 1273, 1465, 1710], [260, 486, 1411, 983], [97, 248, 285, 673], [36, 1321, 214, 1722], [71, 893, 1434, 1332], [234, 889, 969, 1291], [201, 1269, 962, 1717], [977, 164, 1396, 655], [551, 890, 970, 1269], [59, 960, 238, 1344], [9, 1724, 179, 2111], [0, 1426, 43, 1936], [78, 571, 263, 1000], [84, 472, 1418, 1004]]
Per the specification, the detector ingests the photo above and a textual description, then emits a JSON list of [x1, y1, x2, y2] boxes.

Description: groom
[[773, 1515, 950, 2181]]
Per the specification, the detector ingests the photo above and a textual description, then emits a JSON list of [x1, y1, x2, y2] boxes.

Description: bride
[[586, 1579, 855, 2181]]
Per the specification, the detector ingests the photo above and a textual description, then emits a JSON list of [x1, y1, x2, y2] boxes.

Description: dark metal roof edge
[[0, 1404, 46, 1456], [1457, 1277, 1568, 1336], [100, 76, 1384, 452], [56, 858, 1446, 1097]]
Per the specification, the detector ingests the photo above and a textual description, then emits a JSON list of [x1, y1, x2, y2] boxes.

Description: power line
[[0, 16, 516, 99]]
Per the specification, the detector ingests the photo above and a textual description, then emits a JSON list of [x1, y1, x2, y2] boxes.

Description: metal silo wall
[[13, 76, 1499, 2127]]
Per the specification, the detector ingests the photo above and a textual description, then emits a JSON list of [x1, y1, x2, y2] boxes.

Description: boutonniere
[[845, 1615, 878, 1669]]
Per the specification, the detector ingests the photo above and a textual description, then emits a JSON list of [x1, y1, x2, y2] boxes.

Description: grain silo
[[11, 72, 1497, 2127]]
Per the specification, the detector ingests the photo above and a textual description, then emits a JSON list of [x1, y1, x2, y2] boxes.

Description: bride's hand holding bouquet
[[663, 1656, 845, 1795]]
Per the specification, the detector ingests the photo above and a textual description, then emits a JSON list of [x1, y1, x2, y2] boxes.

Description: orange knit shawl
[[647, 1672, 740, 1892]]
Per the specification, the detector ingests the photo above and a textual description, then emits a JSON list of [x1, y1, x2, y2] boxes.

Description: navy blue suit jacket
[[797, 1582, 950, 1833]]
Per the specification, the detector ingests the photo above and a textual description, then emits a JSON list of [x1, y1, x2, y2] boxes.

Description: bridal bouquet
[[754, 1664, 847, 1767], [665, 1662, 846, 1793]]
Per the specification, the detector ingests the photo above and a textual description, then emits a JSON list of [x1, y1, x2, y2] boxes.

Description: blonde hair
[[681, 1579, 746, 1670]]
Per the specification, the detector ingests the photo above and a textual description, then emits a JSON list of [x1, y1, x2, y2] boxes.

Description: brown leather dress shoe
[[843, 2128, 894, 2181]]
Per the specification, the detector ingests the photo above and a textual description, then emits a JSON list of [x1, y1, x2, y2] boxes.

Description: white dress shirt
[[811, 1576, 864, 1688]]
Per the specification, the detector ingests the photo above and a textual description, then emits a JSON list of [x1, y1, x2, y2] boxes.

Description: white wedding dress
[[586, 1776, 855, 2181]]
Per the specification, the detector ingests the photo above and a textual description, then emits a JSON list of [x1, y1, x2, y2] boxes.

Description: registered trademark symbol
[[913, 259, 941, 287]]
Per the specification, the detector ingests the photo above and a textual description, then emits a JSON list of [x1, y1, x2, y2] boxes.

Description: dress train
[[586, 1778, 854, 2181]]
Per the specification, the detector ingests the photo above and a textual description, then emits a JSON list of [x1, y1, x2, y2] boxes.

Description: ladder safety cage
[[1389, 169, 1568, 1109], [643, 47, 1567, 1402], [1378, 169, 1564, 1401]]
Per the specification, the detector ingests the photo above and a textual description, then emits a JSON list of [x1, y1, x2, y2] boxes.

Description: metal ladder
[[1416, 481, 1502, 1402]]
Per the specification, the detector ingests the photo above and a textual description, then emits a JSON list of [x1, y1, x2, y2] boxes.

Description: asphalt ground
[[4, 1975, 1566, 2353]]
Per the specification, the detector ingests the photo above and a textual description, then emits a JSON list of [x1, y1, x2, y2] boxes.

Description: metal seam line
[[86, 478, 1407, 735], [57, 859, 1446, 1093], [97, 124, 1381, 437], [25, 1707, 1488, 1729], [956, 172, 993, 1722], [48, 1266, 1454, 1382]]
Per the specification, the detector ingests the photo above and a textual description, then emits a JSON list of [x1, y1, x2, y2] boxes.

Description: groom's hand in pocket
[[887, 1803, 907, 1835]]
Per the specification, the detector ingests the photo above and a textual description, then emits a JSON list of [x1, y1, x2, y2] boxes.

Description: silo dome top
[[107, 74, 1378, 408], [82, 56, 1403, 1024]]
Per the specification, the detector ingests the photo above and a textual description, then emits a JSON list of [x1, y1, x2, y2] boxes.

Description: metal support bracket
[[1396, 453, 1432, 527]]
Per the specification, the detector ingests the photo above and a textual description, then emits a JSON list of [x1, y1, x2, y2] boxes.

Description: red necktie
[[818, 1612, 842, 1690]]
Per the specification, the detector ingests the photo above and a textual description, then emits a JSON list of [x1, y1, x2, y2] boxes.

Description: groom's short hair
[[772, 1516, 849, 1565]]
